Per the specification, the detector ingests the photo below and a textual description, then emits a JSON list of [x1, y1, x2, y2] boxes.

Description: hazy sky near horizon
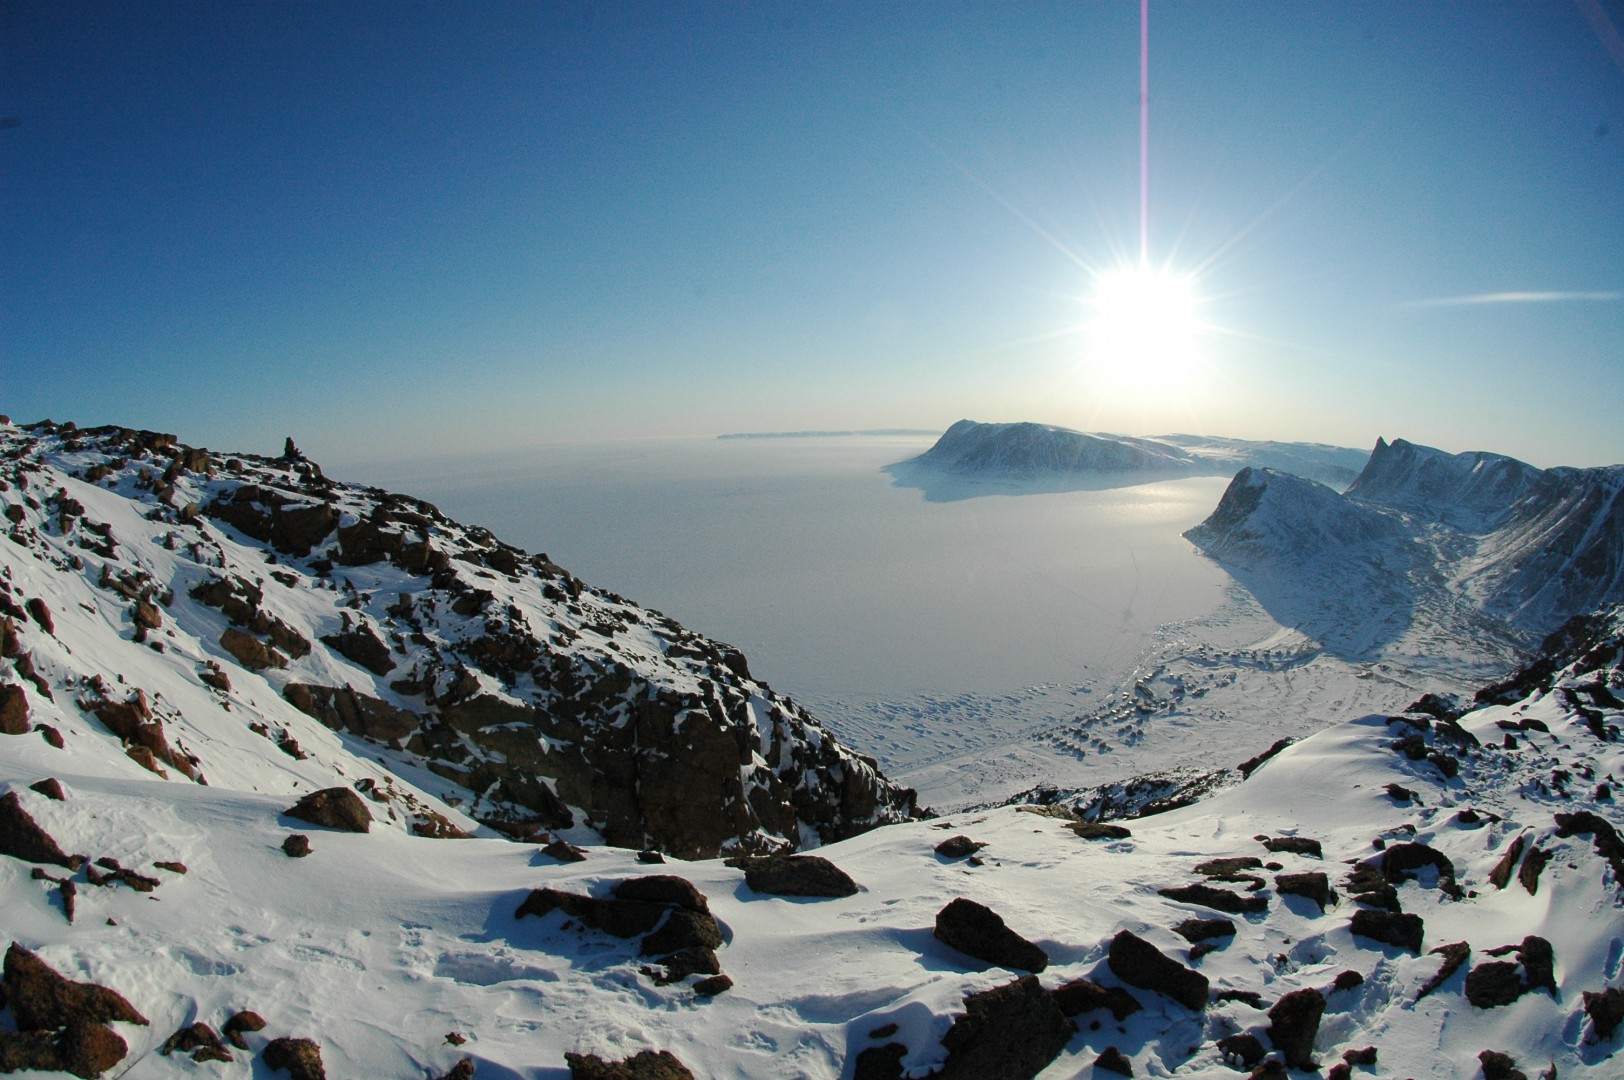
[[3, 1, 1622, 470]]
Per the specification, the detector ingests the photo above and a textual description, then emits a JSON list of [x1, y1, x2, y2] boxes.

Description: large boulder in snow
[[1106, 930, 1208, 1011], [934, 898, 1049, 973], [284, 787, 372, 833], [935, 975, 1075, 1080], [733, 854, 859, 898]]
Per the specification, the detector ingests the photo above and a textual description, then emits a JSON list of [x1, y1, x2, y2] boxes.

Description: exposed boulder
[[1418, 941, 1471, 999], [1478, 1049, 1528, 1080], [0, 791, 78, 869], [1466, 962, 1526, 1008], [933, 897, 1049, 973], [2, 943, 148, 1033], [1106, 930, 1208, 1011], [284, 787, 372, 833], [935, 835, 986, 859], [613, 875, 710, 913], [0, 683, 28, 734], [1583, 986, 1624, 1041], [1274, 872, 1333, 911], [1093, 1046, 1134, 1076], [1172, 918, 1235, 944], [564, 1050, 695, 1079], [733, 854, 859, 898], [320, 624, 396, 675], [1157, 882, 1267, 914], [1068, 822, 1132, 840], [160, 1021, 232, 1062], [1267, 987, 1325, 1069], [262, 1036, 327, 1080], [222, 1010, 267, 1050], [1349, 909, 1424, 953], [220, 627, 284, 671], [1260, 836, 1322, 858], [936, 975, 1074, 1080], [1051, 979, 1141, 1020], [1217, 1033, 1266, 1069], [282, 834, 312, 858]]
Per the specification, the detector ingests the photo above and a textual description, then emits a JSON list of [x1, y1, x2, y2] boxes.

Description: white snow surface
[[1, 416, 1622, 1078]]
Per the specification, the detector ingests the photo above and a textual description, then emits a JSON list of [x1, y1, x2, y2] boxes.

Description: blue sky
[[3, 1, 1621, 470]]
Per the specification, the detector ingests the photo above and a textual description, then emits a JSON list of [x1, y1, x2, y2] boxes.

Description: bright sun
[[1087, 264, 1204, 388]]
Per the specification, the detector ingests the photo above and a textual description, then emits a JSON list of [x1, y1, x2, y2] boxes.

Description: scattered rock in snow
[[262, 1035, 327, 1080], [692, 974, 732, 997], [1418, 941, 1471, 999], [0, 790, 79, 869], [1349, 909, 1424, 953], [516, 888, 664, 938], [1554, 810, 1624, 888], [933, 897, 1049, 973], [640, 909, 723, 957], [28, 777, 65, 801], [1260, 836, 1321, 858], [1217, 1033, 1266, 1069], [1266, 987, 1325, 1069], [435, 1059, 476, 1080], [613, 875, 709, 913], [1093, 1046, 1134, 1076], [284, 787, 372, 833], [0, 683, 28, 734], [0, 943, 147, 1079], [732, 854, 859, 897], [222, 1010, 267, 1050], [1478, 1049, 1528, 1080], [564, 1049, 695, 1079], [1466, 962, 1527, 1009], [935, 975, 1074, 1080], [281, 834, 312, 858], [1582, 986, 1624, 1042], [220, 627, 285, 671], [1156, 882, 1267, 914], [1489, 833, 1528, 889], [1172, 917, 1235, 944], [542, 839, 587, 863], [1274, 872, 1333, 911], [1067, 822, 1131, 840], [24, 598, 52, 635], [1106, 930, 1208, 1011], [160, 1021, 232, 1062], [1050, 978, 1141, 1020], [935, 835, 986, 859], [642, 946, 720, 986]]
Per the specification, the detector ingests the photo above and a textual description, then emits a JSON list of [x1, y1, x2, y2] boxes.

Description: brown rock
[[1418, 941, 1470, 999], [1260, 836, 1322, 858], [613, 875, 710, 913], [262, 1036, 326, 1080], [1050, 978, 1140, 1020], [38, 724, 65, 749], [133, 599, 162, 630], [1274, 872, 1333, 912], [0, 683, 28, 734], [57, 1019, 129, 1078], [933, 897, 1048, 973], [1067, 822, 1132, 840], [319, 625, 396, 676], [692, 973, 732, 997], [639, 909, 723, 957], [160, 1021, 232, 1062], [564, 1049, 695, 1079], [283, 683, 418, 742], [935, 835, 987, 859], [1517, 846, 1550, 895], [733, 854, 859, 897], [25, 598, 53, 635], [1488, 834, 1528, 889], [285, 787, 372, 833], [0, 791, 78, 869], [1266, 987, 1324, 1069], [1216, 1033, 1266, 1068], [1583, 986, 1624, 1041], [1465, 962, 1525, 1008], [282, 833, 312, 857], [643, 945, 720, 985], [220, 627, 285, 671], [936, 975, 1075, 1080], [1349, 909, 1423, 953], [222, 1010, 267, 1050], [436, 1059, 476, 1080], [1156, 882, 1267, 914], [1093, 1047, 1133, 1076], [1106, 930, 1208, 1011], [516, 888, 665, 938], [2, 942, 148, 1031], [543, 839, 587, 862], [29, 777, 65, 801], [1172, 918, 1235, 944], [1478, 1049, 1528, 1080]]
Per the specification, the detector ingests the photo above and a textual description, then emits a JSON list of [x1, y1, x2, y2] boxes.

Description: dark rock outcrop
[[1349, 909, 1423, 953], [1274, 872, 1333, 911], [733, 854, 859, 898], [0, 943, 147, 1077], [0, 683, 27, 734], [1466, 962, 1526, 1008], [564, 1050, 695, 1079], [222, 1010, 267, 1050], [1157, 882, 1267, 914], [0, 790, 78, 869], [935, 975, 1074, 1080], [262, 1036, 327, 1080], [1266, 988, 1325, 1069], [1093, 1046, 1134, 1076], [1051, 979, 1141, 1020], [1583, 986, 1624, 1041], [935, 835, 986, 859], [1106, 930, 1208, 1011], [933, 898, 1048, 973], [284, 787, 372, 833]]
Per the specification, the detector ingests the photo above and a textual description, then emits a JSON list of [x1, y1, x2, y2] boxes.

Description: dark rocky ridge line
[[0, 418, 919, 857]]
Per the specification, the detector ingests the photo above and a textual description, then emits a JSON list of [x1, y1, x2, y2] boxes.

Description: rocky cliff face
[[0, 419, 917, 858]]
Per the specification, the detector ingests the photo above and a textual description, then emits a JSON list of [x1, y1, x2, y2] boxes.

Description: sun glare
[[1087, 264, 1204, 387]]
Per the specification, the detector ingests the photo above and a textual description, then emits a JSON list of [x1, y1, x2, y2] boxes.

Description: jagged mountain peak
[[0, 417, 917, 858]]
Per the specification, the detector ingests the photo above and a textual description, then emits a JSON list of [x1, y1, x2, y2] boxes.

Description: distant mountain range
[[892, 420, 1368, 494], [1186, 436, 1624, 654]]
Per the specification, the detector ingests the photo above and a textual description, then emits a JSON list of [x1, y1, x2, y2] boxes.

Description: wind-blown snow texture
[[4, 417, 1624, 1079]]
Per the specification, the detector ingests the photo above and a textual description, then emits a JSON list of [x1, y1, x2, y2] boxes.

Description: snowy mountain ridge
[[1186, 438, 1624, 664], [0, 418, 916, 861]]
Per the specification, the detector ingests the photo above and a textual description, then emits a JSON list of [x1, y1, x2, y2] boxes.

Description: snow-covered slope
[[891, 420, 1368, 492], [1186, 440, 1624, 661], [4, 535, 1622, 1079], [0, 419, 916, 862]]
